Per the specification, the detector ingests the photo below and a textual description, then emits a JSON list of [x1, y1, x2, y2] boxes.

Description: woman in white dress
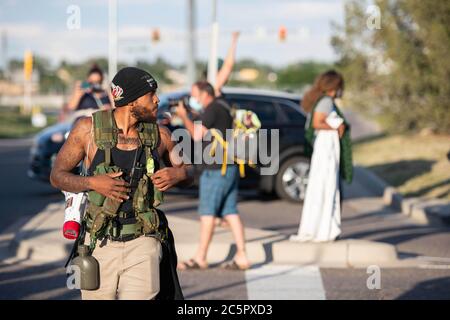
[[290, 71, 346, 242]]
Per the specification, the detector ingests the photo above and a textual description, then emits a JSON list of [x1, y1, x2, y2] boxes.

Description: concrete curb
[[401, 198, 450, 226], [272, 239, 399, 268], [354, 165, 449, 227], [176, 239, 404, 268]]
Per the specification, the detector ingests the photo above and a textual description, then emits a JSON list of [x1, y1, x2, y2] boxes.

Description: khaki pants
[[81, 235, 162, 300]]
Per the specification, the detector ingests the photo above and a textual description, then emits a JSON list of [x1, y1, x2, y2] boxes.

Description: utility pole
[[108, 0, 118, 82], [186, 0, 197, 87], [207, 0, 218, 86], [1, 30, 7, 78]]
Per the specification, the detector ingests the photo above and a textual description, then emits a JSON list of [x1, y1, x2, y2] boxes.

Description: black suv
[[159, 87, 310, 202]]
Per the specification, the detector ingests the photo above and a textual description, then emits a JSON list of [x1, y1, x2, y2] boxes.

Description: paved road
[[1, 260, 449, 300], [180, 266, 450, 300], [0, 140, 63, 233]]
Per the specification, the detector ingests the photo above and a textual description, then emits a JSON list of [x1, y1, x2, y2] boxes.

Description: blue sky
[[0, 0, 345, 67]]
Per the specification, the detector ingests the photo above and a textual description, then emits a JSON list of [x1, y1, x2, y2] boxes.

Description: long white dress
[[290, 112, 343, 242]]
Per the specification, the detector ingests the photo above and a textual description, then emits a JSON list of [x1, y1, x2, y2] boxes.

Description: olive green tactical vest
[[85, 109, 164, 250]]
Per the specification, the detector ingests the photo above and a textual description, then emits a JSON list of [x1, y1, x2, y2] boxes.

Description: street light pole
[[186, 0, 197, 87], [108, 0, 118, 82], [207, 0, 218, 86], [1, 30, 8, 78]]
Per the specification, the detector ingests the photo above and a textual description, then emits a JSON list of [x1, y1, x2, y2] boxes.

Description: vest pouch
[[133, 175, 149, 212], [88, 163, 122, 207], [91, 211, 107, 236], [88, 191, 106, 207], [153, 186, 164, 207], [102, 195, 123, 216], [137, 210, 160, 234]]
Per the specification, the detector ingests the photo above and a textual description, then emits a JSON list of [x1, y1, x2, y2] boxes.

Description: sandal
[[177, 259, 208, 271], [220, 260, 250, 271]]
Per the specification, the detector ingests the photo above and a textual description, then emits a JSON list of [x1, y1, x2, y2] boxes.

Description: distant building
[[0, 69, 40, 95]]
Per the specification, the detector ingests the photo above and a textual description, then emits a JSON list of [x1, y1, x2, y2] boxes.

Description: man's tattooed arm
[[159, 126, 194, 187], [50, 117, 92, 193]]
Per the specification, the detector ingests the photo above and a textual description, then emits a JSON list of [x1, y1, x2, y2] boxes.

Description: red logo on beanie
[[111, 83, 124, 101]]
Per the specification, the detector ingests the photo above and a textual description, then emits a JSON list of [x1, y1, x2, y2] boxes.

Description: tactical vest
[[84, 109, 165, 250]]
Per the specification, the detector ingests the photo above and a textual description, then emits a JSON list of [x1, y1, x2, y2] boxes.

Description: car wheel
[[275, 156, 309, 202]]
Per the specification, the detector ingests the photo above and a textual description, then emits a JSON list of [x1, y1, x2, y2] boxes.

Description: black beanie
[[111, 67, 158, 107]]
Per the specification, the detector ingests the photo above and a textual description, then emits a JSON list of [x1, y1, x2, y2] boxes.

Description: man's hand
[[75, 81, 92, 95], [150, 167, 187, 192], [174, 101, 188, 118], [88, 171, 131, 202], [338, 123, 346, 138]]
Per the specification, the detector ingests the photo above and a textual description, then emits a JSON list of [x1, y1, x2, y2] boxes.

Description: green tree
[[332, 0, 450, 133], [135, 57, 173, 84], [276, 61, 332, 91]]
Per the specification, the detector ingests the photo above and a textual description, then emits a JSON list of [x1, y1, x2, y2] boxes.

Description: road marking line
[[245, 265, 326, 300], [419, 265, 450, 270], [417, 256, 450, 263]]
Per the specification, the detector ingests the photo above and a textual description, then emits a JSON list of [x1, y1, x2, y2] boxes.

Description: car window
[[278, 101, 306, 125], [228, 98, 279, 125]]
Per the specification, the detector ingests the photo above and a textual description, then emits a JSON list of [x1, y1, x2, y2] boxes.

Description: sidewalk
[[0, 168, 435, 269]]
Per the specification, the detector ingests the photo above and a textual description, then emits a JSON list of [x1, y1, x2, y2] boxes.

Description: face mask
[[189, 96, 203, 111]]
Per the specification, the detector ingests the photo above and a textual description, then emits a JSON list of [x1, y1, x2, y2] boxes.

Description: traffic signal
[[278, 26, 287, 42], [24, 50, 33, 81], [151, 29, 160, 43]]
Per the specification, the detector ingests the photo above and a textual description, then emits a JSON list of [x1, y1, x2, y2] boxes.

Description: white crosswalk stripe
[[245, 265, 326, 300]]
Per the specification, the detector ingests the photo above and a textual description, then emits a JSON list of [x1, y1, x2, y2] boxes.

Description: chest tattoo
[[117, 134, 140, 146]]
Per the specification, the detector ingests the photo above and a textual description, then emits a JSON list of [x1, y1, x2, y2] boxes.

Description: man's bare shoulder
[[69, 116, 92, 144], [74, 116, 92, 130]]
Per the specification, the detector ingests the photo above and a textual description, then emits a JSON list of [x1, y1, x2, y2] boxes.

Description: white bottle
[[62, 191, 87, 240]]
